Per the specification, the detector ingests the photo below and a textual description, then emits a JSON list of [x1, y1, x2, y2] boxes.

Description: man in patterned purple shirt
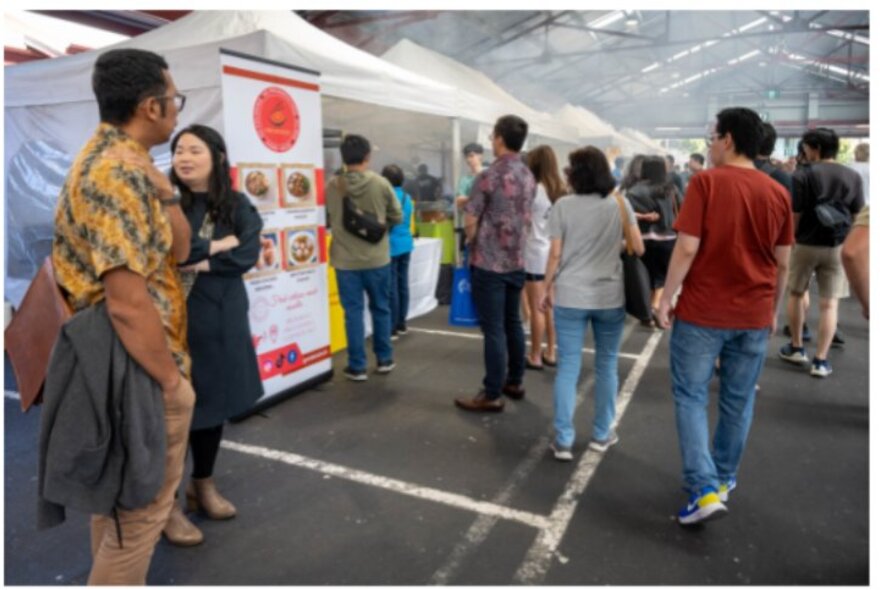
[[455, 115, 536, 412]]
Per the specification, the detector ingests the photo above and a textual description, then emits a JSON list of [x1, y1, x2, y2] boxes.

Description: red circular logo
[[253, 87, 300, 153]]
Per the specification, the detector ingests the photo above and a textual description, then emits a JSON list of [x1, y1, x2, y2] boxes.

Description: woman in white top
[[540, 146, 644, 461], [523, 145, 567, 369]]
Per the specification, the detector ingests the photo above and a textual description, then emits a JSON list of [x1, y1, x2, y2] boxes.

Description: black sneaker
[[343, 367, 368, 382], [391, 330, 400, 342], [397, 325, 409, 335], [831, 330, 845, 348], [803, 325, 813, 342], [376, 360, 396, 374]]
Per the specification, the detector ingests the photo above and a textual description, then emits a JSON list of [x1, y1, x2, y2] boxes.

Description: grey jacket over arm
[[37, 301, 166, 530]]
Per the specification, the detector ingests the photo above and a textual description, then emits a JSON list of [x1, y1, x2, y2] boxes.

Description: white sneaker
[[588, 431, 620, 453], [810, 358, 832, 378], [376, 360, 396, 374], [550, 442, 573, 462]]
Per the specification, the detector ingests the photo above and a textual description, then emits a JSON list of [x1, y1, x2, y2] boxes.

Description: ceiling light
[[624, 11, 639, 27], [589, 11, 624, 29]]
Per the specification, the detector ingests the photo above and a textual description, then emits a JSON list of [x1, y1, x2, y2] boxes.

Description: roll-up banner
[[219, 49, 332, 412]]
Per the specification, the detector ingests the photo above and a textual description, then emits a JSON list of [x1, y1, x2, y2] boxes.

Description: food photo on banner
[[220, 49, 332, 412]]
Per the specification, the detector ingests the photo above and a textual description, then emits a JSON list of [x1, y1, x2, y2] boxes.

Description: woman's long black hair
[[638, 155, 679, 201], [170, 124, 235, 227]]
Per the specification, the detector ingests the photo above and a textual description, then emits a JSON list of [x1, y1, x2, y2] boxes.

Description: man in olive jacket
[[325, 134, 403, 381]]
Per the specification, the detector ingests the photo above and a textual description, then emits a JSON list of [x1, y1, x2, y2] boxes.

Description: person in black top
[[624, 155, 682, 319], [665, 154, 685, 196], [779, 127, 864, 378], [412, 163, 442, 204], [755, 122, 793, 197], [164, 124, 264, 545]]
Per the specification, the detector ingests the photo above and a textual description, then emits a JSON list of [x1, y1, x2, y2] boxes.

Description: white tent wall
[[3, 11, 505, 306], [321, 96, 458, 196], [382, 39, 580, 152], [620, 128, 665, 155]]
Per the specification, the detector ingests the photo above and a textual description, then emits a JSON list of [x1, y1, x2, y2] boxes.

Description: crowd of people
[[35, 47, 869, 584]]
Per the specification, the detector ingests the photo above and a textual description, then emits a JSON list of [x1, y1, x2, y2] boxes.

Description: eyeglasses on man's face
[[153, 92, 186, 113], [706, 132, 721, 144]]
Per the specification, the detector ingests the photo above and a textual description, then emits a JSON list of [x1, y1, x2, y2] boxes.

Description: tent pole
[[451, 117, 462, 266]]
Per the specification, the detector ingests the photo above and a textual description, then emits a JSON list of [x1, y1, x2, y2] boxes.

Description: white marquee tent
[[3, 10, 535, 305], [382, 38, 580, 146]]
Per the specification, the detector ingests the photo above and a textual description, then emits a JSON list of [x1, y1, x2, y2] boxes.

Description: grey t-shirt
[[548, 193, 637, 310]]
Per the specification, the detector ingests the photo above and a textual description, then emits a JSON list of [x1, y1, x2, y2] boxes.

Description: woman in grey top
[[540, 147, 644, 461]]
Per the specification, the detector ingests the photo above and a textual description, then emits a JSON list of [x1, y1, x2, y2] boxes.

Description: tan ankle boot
[[163, 503, 204, 546], [186, 477, 237, 520]]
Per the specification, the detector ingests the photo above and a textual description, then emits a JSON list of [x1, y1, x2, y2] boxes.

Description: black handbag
[[614, 193, 653, 322], [339, 176, 387, 244]]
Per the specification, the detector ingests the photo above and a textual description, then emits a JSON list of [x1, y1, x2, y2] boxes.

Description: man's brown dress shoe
[[454, 391, 504, 412], [502, 383, 526, 400]]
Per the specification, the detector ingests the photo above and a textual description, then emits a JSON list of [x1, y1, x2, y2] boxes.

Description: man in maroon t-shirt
[[655, 107, 794, 526]]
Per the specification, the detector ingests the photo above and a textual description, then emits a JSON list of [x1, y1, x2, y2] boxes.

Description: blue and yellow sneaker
[[718, 478, 737, 502], [678, 486, 728, 525]]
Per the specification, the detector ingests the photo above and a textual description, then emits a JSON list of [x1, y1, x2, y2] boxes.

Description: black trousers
[[470, 266, 526, 399], [189, 424, 223, 479]]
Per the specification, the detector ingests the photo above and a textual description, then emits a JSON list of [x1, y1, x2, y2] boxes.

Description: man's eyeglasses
[[706, 132, 721, 144], [153, 92, 186, 112]]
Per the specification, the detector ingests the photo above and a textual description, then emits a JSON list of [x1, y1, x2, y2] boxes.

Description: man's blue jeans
[[335, 265, 393, 372], [390, 252, 411, 331], [470, 266, 526, 400], [553, 306, 625, 448], [670, 319, 769, 494]]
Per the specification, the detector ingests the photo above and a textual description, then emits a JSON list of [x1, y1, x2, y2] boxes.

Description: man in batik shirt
[[455, 115, 536, 412], [52, 48, 194, 584]]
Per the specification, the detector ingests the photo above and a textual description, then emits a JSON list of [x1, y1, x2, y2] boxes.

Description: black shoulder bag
[[339, 175, 387, 244], [614, 192, 653, 322], [808, 168, 851, 240]]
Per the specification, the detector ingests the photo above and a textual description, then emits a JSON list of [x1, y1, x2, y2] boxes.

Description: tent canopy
[[5, 11, 468, 119], [3, 11, 507, 306], [382, 38, 579, 145]]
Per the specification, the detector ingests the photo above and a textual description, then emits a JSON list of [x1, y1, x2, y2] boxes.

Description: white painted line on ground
[[429, 431, 556, 585], [5, 390, 20, 401], [513, 329, 665, 584], [407, 326, 642, 360], [407, 327, 482, 339], [221, 439, 550, 530], [430, 319, 636, 584]]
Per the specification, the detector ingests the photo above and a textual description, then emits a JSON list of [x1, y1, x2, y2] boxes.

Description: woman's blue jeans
[[553, 305, 626, 448]]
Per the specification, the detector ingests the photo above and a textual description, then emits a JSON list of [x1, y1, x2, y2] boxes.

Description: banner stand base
[[230, 368, 334, 422]]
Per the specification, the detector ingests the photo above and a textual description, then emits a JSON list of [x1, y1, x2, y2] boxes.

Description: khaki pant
[[88, 379, 195, 585], [788, 244, 848, 299]]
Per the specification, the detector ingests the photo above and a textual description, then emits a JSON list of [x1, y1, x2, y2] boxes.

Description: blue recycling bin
[[449, 250, 480, 327]]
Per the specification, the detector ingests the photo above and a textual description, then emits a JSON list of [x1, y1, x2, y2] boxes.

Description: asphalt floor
[[3, 291, 869, 584]]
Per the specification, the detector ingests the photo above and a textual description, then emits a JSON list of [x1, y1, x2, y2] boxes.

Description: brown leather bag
[[4, 257, 73, 412]]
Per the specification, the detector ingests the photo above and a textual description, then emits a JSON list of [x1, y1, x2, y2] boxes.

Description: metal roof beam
[[475, 22, 868, 64], [459, 11, 571, 60]]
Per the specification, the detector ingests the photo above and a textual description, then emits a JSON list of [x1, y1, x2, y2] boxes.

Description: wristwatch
[[162, 187, 182, 207]]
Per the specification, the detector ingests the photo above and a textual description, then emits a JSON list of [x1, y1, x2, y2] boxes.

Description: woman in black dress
[[162, 124, 264, 545]]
